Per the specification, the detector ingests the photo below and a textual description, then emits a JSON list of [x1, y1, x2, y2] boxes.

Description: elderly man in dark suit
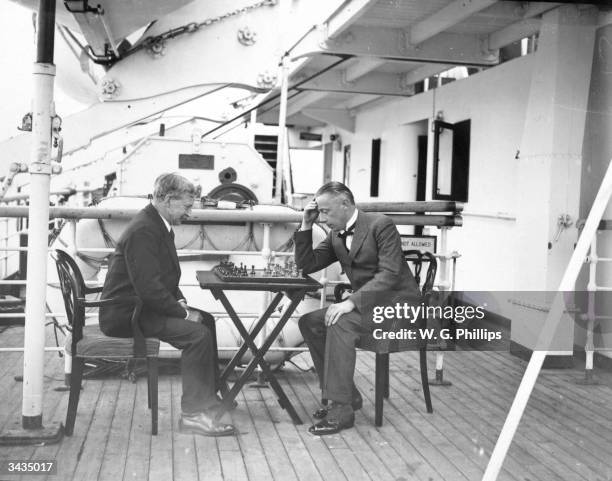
[[100, 173, 235, 437], [295, 181, 419, 435]]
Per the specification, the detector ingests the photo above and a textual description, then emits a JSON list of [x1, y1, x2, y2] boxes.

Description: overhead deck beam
[[297, 69, 415, 96], [344, 58, 386, 82], [342, 93, 381, 109], [301, 108, 355, 132], [409, 0, 498, 45], [292, 26, 499, 66], [400, 63, 454, 86], [286, 91, 329, 117], [326, 0, 380, 38], [487, 18, 541, 50], [486, 2, 561, 51]]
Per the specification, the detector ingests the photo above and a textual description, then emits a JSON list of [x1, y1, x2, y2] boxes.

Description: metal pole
[[275, 55, 289, 203], [431, 226, 452, 386], [482, 158, 612, 480], [252, 223, 272, 387], [22, 0, 56, 430]]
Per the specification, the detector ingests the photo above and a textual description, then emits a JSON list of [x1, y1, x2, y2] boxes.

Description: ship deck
[[1, 324, 611, 481]]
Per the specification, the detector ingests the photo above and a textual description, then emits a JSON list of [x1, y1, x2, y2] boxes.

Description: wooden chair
[[334, 249, 436, 426], [53, 249, 160, 436]]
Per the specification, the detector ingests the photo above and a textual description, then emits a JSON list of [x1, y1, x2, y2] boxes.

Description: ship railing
[[0, 201, 463, 353]]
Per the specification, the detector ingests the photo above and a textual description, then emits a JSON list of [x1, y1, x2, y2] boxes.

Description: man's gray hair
[[153, 173, 197, 200], [315, 181, 355, 205]]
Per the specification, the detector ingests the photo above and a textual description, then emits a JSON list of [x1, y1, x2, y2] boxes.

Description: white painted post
[[21, 0, 57, 428], [432, 226, 451, 386], [275, 56, 289, 203], [482, 158, 612, 481], [255, 223, 273, 385], [586, 235, 597, 373]]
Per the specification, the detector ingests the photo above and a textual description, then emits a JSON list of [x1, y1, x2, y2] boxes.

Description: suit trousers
[[299, 307, 367, 404], [155, 311, 218, 414]]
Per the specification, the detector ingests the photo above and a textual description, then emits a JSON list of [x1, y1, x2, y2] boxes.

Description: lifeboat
[[47, 196, 341, 365]]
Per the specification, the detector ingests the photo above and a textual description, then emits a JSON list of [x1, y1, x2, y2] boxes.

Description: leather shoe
[[308, 409, 355, 436], [179, 412, 236, 437], [312, 395, 363, 420]]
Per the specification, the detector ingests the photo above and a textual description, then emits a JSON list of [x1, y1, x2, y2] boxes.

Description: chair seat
[[65, 325, 160, 358]]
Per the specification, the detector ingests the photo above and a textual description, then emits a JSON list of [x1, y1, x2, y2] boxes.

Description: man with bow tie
[[100, 173, 236, 437], [294, 181, 419, 435]]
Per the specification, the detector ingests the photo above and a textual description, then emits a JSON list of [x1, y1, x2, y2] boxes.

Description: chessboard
[[212, 261, 311, 284]]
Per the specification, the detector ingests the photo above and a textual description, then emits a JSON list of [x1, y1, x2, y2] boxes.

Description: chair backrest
[[52, 249, 87, 354], [403, 250, 437, 297], [333, 249, 438, 302]]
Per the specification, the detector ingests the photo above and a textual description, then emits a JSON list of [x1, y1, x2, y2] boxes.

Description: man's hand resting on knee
[[180, 300, 204, 323], [325, 299, 355, 326]]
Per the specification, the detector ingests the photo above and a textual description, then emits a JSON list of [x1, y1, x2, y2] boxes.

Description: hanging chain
[[121, 0, 277, 60]]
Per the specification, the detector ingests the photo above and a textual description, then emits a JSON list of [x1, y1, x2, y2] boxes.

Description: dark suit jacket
[[99, 203, 187, 337], [294, 211, 419, 313]]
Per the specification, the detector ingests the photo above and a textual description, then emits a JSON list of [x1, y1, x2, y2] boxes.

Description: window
[[370, 138, 381, 197], [343, 144, 351, 186], [432, 119, 470, 202]]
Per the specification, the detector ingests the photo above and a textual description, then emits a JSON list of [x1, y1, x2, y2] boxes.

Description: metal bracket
[[64, 0, 100, 14], [30, 162, 52, 175]]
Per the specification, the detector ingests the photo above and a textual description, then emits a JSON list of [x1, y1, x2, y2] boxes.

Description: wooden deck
[[1, 324, 612, 481]]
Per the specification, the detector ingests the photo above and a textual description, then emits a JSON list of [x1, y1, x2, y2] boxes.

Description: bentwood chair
[[334, 249, 436, 426], [53, 249, 160, 435]]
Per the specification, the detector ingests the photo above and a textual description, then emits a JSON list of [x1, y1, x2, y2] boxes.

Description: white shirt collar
[[154, 205, 172, 232], [344, 209, 358, 233]]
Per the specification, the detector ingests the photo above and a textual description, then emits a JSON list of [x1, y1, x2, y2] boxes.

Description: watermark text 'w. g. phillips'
[[369, 301, 503, 348]]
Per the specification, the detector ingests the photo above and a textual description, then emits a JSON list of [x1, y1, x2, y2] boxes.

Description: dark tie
[[169, 228, 175, 241], [338, 225, 354, 251]]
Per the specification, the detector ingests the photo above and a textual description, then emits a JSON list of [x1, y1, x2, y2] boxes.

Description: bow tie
[[338, 226, 354, 240]]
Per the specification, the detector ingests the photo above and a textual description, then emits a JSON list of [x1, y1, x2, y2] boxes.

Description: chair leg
[[374, 354, 385, 426], [65, 357, 85, 436], [420, 348, 433, 413], [382, 353, 390, 399], [147, 358, 159, 436], [147, 366, 151, 409]]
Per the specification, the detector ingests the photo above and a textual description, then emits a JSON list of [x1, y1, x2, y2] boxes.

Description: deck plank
[[353, 353, 474, 481], [123, 379, 153, 481], [261, 370, 329, 481], [170, 375, 200, 481], [294, 353, 446, 481], [1, 353, 66, 481], [437, 351, 586, 480], [442, 350, 608, 480], [215, 390, 248, 481], [1, 333, 612, 481], [287, 363, 397, 481], [229, 390, 273, 481], [281, 360, 348, 481], [48, 377, 104, 481], [149, 376, 174, 481], [369, 353, 527, 481], [463, 350, 612, 473], [355, 354, 479, 481], [484, 351, 612, 444], [71, 380, 118, 481], [387, 351, 562, 481], [97, 379, 136, 481], [242, 383, 299, 481]]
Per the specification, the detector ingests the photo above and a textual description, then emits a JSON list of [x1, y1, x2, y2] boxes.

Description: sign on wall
[[401, 235, 437, 253]]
